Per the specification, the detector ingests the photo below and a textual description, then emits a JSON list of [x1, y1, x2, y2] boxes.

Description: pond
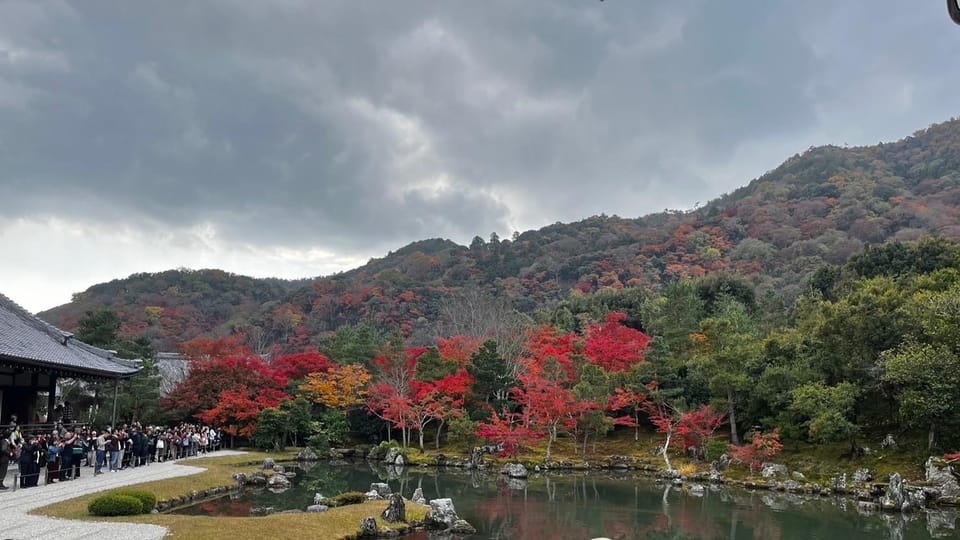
[[172, 462, 957, 539]]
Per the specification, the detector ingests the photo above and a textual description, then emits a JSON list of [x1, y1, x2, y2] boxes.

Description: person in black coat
[[18, 437, 41, 488]]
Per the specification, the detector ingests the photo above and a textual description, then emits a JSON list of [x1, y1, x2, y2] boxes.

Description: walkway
[[0, 450, 247, 540]]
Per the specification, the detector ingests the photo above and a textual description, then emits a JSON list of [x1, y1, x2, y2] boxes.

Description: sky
[[2, 1, 959, 313]]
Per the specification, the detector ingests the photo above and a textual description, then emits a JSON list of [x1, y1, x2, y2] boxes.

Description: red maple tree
[[583, 312, 651, 372]]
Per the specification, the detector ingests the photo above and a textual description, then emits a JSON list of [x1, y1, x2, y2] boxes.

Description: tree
[[199, 388, 284, 440], [271, 352, 334, 383], [300, 364, 372, 409], [76, 310, 122, 348], [790, 382, 860, 453], [571, 364, 610, 456], [514, 359, 577, 462], [582, 312, 651, 372], [882, 343, 960, 450], [179, 334, 253, 361], [730, 428, 783, 471], [690, 298, 759, 445], [607, 386, 648, 441], [163, 355, 288, 420], [466, 340, 516, 415], [319, 324, 386, 365], [676, 405, 726, 461], [476, 411, 543, 458]]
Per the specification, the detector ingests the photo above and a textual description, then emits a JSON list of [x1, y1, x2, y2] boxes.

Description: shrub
[[111, 489, 157, 513], [88, 494, 144, 516], [446, 417, 479, 449], [677, 463, 697, 478], [332, 491, 367, 506]]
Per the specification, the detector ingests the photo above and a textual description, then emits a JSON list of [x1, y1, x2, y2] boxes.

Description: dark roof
[[0, 293, 140, 379]]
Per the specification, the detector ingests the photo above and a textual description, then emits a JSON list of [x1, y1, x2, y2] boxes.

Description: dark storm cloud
[[1, 0, 958, 254]]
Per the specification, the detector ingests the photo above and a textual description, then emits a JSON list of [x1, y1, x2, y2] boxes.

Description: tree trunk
[[435, 420, 444, 450], [582, 429, 589, 457], [928, 423, 936, 451], [545, 433, 553, 462], [727, 388, 740, 446], [418, 429, 425, 451], [661, 430, 673, 471]]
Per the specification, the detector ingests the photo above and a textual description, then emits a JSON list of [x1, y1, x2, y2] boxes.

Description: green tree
[[319, 323, 386, 365], [76, 310, 122, 348], [882, 343, 960, 450], [466, 340, 515, 418], [790, 382, 860, 453]]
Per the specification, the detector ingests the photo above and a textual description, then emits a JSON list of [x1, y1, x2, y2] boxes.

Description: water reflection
[[173, 462, 956, 539]]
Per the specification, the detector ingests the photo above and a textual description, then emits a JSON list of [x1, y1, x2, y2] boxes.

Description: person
[[60, 430, 74, 481], [107, 429, 120, 472], [0, 428, 11, 490], [18, 437, 41, 488], [70, 430, 84, 478], [94, 430, 107, 475], [46, 435, 61, 483]]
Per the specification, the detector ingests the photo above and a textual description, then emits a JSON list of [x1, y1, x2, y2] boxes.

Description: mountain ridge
[[40, 116, 960, 352]]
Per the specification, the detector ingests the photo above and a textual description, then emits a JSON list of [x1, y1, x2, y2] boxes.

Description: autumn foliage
[[300, 364, 372, 409], [730, 429, 784, 470]]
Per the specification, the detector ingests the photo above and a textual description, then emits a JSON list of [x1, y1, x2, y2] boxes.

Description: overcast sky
[[2, 1, 958, 313]]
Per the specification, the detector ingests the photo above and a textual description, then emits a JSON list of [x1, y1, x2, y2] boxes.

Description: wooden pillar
[[47, 375, 57, 424]]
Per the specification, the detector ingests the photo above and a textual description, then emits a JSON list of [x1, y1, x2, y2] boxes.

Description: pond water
[[172, 462, 957, 539]]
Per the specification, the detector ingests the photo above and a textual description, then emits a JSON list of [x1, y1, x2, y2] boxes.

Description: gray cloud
[[1, 0, 959, 262]]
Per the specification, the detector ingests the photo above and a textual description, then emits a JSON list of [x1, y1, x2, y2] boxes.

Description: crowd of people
[[0, 420, 222, 490]]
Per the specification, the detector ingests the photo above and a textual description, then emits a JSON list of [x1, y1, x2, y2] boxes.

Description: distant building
[[156, 351, 191, 396], [0, 292, 140, 425]]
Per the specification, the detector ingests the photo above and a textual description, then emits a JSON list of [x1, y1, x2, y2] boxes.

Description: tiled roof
[[0, 292, 140, 379]]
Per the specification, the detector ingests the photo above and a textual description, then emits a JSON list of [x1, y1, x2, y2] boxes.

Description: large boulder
[[760, 463, 789, 479], [425, 498, 461, 530], [411, 487, 426, 505], [451, 519, 478, 534], [262, 458, 276, 471], [501, 463, 529, 478], [383, 447, 401, 464], [296, 447, 319, 461], [359, 516, 379, 537], [306, 504, 329, 513], [926, 457, 960, 499], [853, 468, 874, 485], [370, 482, 392, 498], [881, 473, 905, 512], [267, 473, 291, 490], [381, 493, 406, 523]]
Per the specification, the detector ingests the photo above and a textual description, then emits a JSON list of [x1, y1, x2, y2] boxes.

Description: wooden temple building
[[0, 292, 140, 427]]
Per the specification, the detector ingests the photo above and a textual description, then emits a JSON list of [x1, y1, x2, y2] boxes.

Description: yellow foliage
[[677, 463, 697, 478], [299, 364, 371, 409]]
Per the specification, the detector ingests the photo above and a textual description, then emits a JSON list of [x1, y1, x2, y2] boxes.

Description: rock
[[880, 473, 905, 512], [296, 447, 319, 461], [926, 457, 960, 499], [425, 498, 461, 530], [366, 490, 381, 501], [306, 504, 329, 513], [880, 433, 898, 451], [381, 493, 406, 523], [273, 464, 285, 474], [708, 468, 723, 483], [784, 480, 803, 493], [359, 516, 379, 537], [412, 487, 426, 505], [715, 453, 731, 471], [450, 519, 478, 534], [760, 463, 789, 479], [314, 493, 325, 505], [267, 473, 291, 489], [689, 484, 705, 497], [468, 447, 484, 469], [370, 482, 392, 497], [250, 506, 275, 516], [393, 453, 406, 467], [262, 458, 276, 471], [831, 473, 848, 493], [232, 473, 247, 484], [502, 463, 529, 478], [853, 468, 874, 485], [383, 447, 401, 464], [791, 471, 806, 481]]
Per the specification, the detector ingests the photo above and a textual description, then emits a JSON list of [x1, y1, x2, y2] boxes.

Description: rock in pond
[[296, 447, 319, 461], [382, 493, 406, 523], [451, 519, 478, 534], [412, 487, 426, 505], [502, 463, 529, 478], [425, 498, 461, 530], [359, 516, 379, 537]]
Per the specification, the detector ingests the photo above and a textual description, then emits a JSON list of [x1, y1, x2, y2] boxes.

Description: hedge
[[111, 489, 157, 513], [88, 494, 144, 516]]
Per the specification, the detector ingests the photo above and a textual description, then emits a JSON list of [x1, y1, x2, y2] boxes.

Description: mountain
[[40, 117, 960, 352]]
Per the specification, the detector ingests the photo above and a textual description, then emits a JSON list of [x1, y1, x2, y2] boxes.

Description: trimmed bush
[[332, 491, 367, 506], [88, 494, 144, 516], [112, 489, 157, 513]]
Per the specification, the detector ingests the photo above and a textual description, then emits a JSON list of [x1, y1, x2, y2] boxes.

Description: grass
[[33, 451, 429, 540]]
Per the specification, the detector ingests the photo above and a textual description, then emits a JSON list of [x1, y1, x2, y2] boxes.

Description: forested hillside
[[40, 118, 960, 353]]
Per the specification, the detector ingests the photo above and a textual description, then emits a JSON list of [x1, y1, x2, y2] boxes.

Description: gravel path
[[0, 450, 247, 540]]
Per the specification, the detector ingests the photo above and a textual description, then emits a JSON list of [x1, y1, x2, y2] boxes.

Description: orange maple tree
[[299, 364, 372, 409]]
